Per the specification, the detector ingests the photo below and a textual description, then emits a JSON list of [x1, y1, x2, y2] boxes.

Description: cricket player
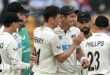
[[77, 12, 92, 39], [80, 15, 110, 75], [77, 12, 92, 75], [0, 12, 34, 75], [54, 6, 90, 75], [5, 2, 32, 75], [0, 2, 27, 70], [32, 5, 84, 75]]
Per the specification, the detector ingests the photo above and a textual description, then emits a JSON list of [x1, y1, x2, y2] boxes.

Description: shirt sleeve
[[49, 35, 63, 56], [7, 40, 30, 70]]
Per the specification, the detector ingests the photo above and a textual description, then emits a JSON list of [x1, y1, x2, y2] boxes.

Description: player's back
[[0, 32, 20, 75], [0, 32, 16, 64], [33, 27, 62, 74], [81, 32, 110, 75], [34, 27, 57, 60], [0, 26, 22, 59]]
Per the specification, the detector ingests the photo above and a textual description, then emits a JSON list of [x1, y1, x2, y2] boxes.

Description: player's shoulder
[[93, 33, 110, 38], [0, 32, 12, 38], [81, 35, 94, 43], [70, 26, 80, 31], [12, 32, 21, 37], [85, 33, 110, 43], [44, 27, 57, 38], [0, 32, 16, 44], [6, 33, 17, 42], [106, 32, 110, 36], [34, 27, 56, 39], [70, 26, 80, 33], [34, 27, 43, 36], [34, 27, 41, 33], [81, 33, 110, 47], [54, 26, 63, 34], [12, 32, 21, 40]]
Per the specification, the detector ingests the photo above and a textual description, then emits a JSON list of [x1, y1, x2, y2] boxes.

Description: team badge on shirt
[[58, 36, 62, 40], [71, 34, 76, 38], [56, 46, 61, 49]]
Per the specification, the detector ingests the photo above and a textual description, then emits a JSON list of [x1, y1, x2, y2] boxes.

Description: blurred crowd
[[0, 0, 109, 48], [0, 0, 110, 25]]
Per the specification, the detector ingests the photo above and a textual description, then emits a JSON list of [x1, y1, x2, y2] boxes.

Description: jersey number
[[37, 49, 40, 65], [87, 51, 100, 71]]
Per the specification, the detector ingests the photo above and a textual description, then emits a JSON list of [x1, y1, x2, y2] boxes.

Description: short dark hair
[[43, 5, 60, 22], [77, 12, 91, 23], [95, 15, 109, 27], [61, 6, 79, 16], [3, 12, 22, 27], [6, 2, 29, 14]]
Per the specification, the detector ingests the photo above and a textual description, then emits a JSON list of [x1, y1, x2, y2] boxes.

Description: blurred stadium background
[[0, 0, 110, 48]]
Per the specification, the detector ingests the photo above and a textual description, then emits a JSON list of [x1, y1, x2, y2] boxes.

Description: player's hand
[[30, 53, 37, 68], [30, 60, 35, 68], [31, 47, 37, 56], [81, 59, 90, 69], [30, 53, 37, 63], [73, 33, 84, 47]]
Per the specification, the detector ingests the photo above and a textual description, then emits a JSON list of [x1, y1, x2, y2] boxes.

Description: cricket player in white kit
[[54, 6, 90, 75], [32, 6, 84, 75], [80, 15, 110, 75], [0, 12, 34, 75], [0, 2, 29, 62], [77, 12, 92, 75]]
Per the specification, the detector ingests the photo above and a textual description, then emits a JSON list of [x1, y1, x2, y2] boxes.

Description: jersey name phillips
[[86, 41, 104, 47]]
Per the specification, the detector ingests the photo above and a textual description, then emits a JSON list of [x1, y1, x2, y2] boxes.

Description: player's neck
[[96, 28, 107, 33], [43, 22, 54, 29], [3, 27, 14, 34], [60, 24, 70, 33], [85, 32, 92, 39]]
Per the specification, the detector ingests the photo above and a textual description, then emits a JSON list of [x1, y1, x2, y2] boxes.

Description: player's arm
[[76, 48, 85, 61], [51, 33, 84, 63], [7, 41, 35, 70], [55, 43, 77, 63], [30, 47, 37, 60], [77, 47, 90, 69]]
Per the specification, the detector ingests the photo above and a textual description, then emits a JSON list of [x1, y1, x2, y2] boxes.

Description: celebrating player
[[0, 12, 35, 75], [54, 6, 89, 75], [77, 12, 92, 75], [80, 15, 110, 75], [32, 5, 84, 75]]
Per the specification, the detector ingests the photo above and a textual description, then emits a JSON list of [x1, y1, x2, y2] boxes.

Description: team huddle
[[0, 1, 110, 75]]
